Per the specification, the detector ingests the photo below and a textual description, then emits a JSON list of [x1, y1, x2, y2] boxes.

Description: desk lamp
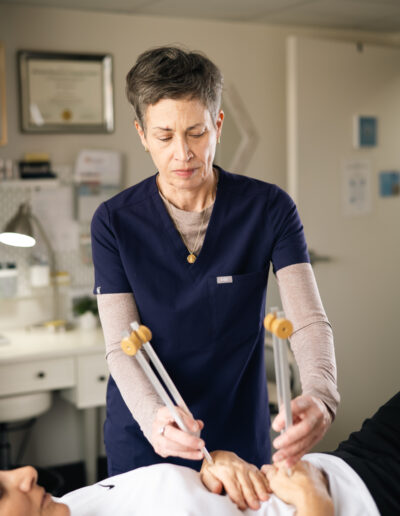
[[0, 202, 60, 322]]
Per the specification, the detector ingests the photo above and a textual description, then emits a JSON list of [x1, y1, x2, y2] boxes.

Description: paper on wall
[[75, 149, 121, 185], [342, 159, 372, 216], [31, 186, 79, 252], [77, 184, 119, 223]]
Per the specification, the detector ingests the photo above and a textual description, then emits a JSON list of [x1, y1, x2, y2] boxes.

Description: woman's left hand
[[261, 460, 333, 514], [200, 451, 271, 511], [271, 395, 332, 468]]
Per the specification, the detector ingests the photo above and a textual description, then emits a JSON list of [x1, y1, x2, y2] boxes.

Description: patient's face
[[0, 467, 69, 515]]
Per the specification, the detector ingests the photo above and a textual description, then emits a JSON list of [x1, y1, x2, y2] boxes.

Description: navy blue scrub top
[[91, 167, 309, 476]]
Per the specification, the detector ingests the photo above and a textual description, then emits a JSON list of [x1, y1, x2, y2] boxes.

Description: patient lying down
[[1, 391, 398, 515], [0, 452, 377, 516]]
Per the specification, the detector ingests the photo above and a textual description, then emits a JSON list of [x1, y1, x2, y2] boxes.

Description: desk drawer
[[0, 358, 74, 396], [61, 353, 108, 409]]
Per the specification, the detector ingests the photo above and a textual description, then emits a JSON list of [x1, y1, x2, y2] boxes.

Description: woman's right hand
[[151, 406, 205, 461]]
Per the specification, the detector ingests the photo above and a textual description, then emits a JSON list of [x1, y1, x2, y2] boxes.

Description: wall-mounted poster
[[342, 159, 372, 216], [18, 50, 114, 134], [379, 171, 400, 197], [353, 115, 377, 148]]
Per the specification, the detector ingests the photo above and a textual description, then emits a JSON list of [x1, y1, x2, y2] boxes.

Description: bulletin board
[[0, 150, 122, 299], [0, 182, 94, 298]]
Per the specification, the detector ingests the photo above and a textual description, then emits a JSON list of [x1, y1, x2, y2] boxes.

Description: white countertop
[[0, 327, 105, 363]]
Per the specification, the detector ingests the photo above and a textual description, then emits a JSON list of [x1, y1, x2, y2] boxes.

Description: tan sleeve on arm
[[97, 293, 164, 443], [276, 263, 340, 418]]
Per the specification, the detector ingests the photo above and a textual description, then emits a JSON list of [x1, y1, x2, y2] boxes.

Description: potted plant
[[73, 295, 99, 330]]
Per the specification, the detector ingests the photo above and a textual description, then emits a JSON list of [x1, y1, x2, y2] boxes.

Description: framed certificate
[[0, 42, 7, 146], [18, 50, 114, 133]]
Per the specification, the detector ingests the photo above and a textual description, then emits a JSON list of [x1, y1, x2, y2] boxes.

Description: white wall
[[288, 36, 400, 453], [0, 3, 399, 468]]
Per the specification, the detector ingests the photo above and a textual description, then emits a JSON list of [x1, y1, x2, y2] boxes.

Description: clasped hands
[[152, 394, 332, 510], [200, 451, 333, 513], [200, 395, 332, 510]]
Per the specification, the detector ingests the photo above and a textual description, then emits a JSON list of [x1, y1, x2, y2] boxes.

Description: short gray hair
[[126, 46, 223, 131]]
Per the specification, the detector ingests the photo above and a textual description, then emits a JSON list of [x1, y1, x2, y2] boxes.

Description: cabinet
[[0, 357, 74, 396], [61, 353, 108, 409], [0, 327, 107, 483]]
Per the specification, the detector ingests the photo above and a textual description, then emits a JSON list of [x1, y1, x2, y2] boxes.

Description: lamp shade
[[0, 203, 36, 247]]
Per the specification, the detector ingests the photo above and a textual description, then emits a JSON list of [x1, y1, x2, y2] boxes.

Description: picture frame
[[18, 50, 114, 134], [0, 42, 7, 146], [353, 115, 377, 148]]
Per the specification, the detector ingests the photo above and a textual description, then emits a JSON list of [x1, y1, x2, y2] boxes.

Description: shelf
[[0, 290, 51, 301], [0, 179, 60, 189], [0, 282, 73, 301]]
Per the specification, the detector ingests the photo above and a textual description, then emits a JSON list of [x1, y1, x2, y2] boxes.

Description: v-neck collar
[[151, 166, 229, 279]]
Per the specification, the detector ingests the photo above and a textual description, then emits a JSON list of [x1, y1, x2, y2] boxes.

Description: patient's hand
[[200, 451, 271, 511], [262, 461, 333, 516]]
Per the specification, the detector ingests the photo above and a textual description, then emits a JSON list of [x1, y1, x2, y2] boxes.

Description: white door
[[287, 36, 400, 450]]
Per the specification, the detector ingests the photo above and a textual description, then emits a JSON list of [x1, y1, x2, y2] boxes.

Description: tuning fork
[[264, 309, 293, 473], [121, 321, 213, 464]]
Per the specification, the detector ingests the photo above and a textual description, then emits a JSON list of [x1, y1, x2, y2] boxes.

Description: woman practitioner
[[91, 46, 339, 476]]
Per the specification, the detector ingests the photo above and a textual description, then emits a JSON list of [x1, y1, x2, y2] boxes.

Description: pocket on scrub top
[[208, 270, 267, 345]]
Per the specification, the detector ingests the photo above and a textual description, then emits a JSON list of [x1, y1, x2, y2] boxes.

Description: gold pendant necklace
[[181, 208, 206, 263], [158, 170, 217, 263], [164, 199, 207, 264], [185, 209, 206, 263]]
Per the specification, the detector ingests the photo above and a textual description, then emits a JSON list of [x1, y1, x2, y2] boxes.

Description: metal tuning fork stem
[[121, 321, 213, 464], [264, 308, 294, 474], [264, 308, 293, 431], [264, 309, 293, 432]]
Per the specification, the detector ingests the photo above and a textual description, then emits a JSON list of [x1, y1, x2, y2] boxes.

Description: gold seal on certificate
[[62, 109, 72, 121]]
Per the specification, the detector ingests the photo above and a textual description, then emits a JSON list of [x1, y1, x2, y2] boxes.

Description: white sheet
[[303, 453, 379, 516], [60, 463, 295, 516], [59, 454, 380, 515]]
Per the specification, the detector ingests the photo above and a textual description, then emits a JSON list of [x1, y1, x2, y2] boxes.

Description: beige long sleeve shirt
[[97, 198, 339, 445]]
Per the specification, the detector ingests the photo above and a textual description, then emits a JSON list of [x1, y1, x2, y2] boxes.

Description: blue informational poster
[[357, 116, 377, 147], [379, 171, 400, 197]]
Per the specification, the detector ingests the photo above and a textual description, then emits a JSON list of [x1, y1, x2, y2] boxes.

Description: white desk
[[0, 327, 108, 484]]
